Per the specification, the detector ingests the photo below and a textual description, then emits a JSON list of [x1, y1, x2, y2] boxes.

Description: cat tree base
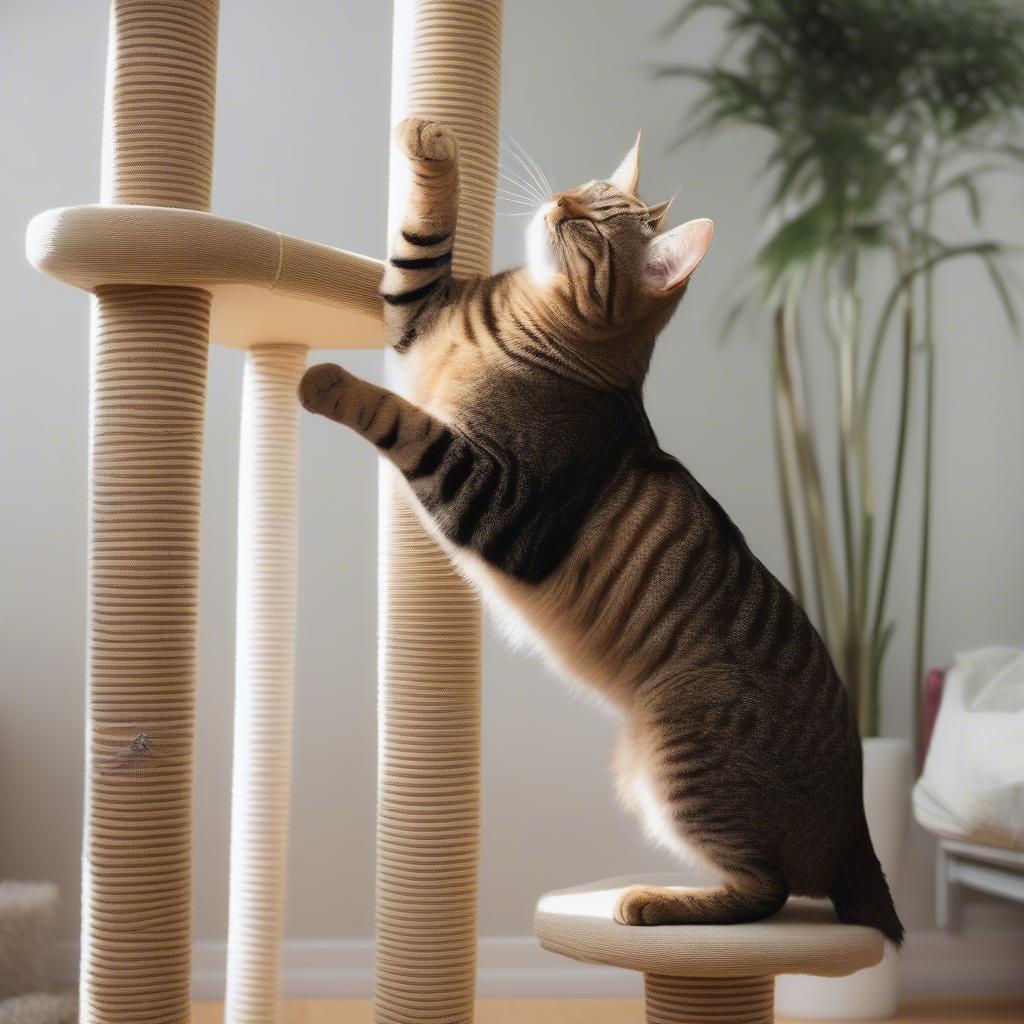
[[535, 877, 885, 1024], [644, 974, 774, 1024]]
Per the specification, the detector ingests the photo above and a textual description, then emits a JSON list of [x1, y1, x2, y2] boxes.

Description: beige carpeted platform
[[534, 877, 884, 1024], [535, 877, 884, 978]]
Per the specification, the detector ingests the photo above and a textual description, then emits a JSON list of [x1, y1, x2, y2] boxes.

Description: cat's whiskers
[[495, 189, 540, 206], [504, 146, 549, 204], [500, 130, 547, 194], [494, 172, 543, 219], [499, 131, 552, 201], [498, 168, 545, 204], [502, 128, 554, 199]]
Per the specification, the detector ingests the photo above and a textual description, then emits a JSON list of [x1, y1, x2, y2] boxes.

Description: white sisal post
[[224, 343, 308, 1024]]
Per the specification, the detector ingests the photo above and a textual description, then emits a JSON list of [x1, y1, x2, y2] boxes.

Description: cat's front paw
[[613, 885, 674, 926], [395, 117, 457, 162], [298, 362, 350, 415]]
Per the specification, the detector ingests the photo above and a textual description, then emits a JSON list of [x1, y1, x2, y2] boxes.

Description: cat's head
[[525, 134, 713, 337]]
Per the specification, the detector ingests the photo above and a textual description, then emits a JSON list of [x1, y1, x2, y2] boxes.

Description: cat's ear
[[643, 218, 714, 293], [609, 131, 641, 195], [645, 197, 674, 232]]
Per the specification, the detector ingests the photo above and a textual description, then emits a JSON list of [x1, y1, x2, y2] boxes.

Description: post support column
[[82, 2, 219, 1022], [224, 343, 308, 1024], [644, 975, 775, 1024], [375, 2, 503, 1022]]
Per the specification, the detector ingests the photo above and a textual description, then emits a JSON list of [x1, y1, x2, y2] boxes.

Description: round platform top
[[535, 876, 885, 979], [26, 205, 385, 351]]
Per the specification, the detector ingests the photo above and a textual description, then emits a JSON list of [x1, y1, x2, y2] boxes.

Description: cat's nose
[[550, 193, 587, 222]]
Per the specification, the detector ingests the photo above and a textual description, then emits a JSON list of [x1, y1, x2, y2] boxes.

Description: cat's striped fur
[[300, 118, 904, 944]]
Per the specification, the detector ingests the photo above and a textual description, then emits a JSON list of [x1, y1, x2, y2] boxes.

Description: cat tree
[[26, 3, 886, 1023], [26, 1, 499, 1022]]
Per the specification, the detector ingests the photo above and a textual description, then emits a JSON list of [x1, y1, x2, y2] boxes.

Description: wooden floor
[[193, 997, 1024, 1023]]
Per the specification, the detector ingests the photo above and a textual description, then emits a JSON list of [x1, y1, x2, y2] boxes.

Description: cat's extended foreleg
[[299, 362, 452, 473], [382, 117, 460, 351], [299, 363, 496, 547]]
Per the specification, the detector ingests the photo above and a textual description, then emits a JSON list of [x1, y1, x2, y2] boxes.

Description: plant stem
[[863, 242, 1001, 422], [854, 371, 875, 666], [843, 263, 872, 737], [912, 160, 942, 761], [833, 285, 857, 614], [774, 295, 846, 681], [827, 258, 864, 726], [913, 331, 935, 758], [869, 278, 915, 735], [850, 278, 875, 724], [775, 304, 828, 634], [771, 339, 807, 605]]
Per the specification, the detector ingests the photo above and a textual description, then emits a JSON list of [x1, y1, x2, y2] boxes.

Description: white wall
[[2, 0, 1022, 997]]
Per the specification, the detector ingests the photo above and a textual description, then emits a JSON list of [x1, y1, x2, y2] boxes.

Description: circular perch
[[535, 876, 885, 1024]]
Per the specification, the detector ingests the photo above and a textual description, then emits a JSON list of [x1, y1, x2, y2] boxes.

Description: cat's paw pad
[[613, 886, 675, 926], [299, 362, 349, 413], [395, 117, 457, 162]]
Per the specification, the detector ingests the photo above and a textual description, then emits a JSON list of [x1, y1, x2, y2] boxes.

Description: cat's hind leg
[[613, 866, 788, 927], [612, 717, 789, 926], [383, 117, 460, 350]]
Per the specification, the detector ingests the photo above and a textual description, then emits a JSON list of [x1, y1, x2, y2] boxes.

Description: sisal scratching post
[[222, 344, 307, 1023], [224, 344, 308, 1024], [375, 2, 503, 1022], [82, 2, 218, 1022], [643, 975, 774, 1024]]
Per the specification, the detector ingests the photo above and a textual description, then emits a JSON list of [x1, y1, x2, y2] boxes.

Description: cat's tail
[[829, 818, 905, 947]]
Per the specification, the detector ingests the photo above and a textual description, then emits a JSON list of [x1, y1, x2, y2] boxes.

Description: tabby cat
[[299, 118, 904, 944]]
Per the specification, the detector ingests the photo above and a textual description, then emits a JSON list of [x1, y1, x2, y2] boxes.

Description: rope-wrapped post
[[375, 2, 502, 1022], [82, 2, 218, 1022], [224, 344, 308, 1024], [643, 974, 775, 1024]]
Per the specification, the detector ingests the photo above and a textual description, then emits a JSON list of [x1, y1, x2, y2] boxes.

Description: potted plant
[[659, 0, 1024, 1016]]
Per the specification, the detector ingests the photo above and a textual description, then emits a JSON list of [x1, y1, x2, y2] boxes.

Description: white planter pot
[[776, 736, 912, 1020]]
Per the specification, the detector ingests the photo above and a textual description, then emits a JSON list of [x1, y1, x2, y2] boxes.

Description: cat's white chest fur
[[437, 526, 581, 683], [526, 203, 558, 287], [452, 550, 555, 655], [614, 739, 714, 873], [384, 463, 593, 696], [385, 351, 606, 698]]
